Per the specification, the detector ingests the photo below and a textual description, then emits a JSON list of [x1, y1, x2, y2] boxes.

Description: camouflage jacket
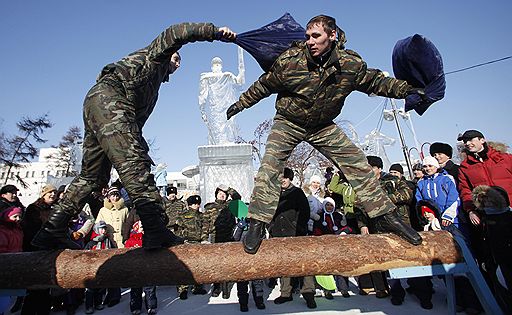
[[163, 198, 187, 230], [174, 207, 206, 242], [97, 23, 218, 128], [234, 41, 410, 128], [380, 174, 413, 225], [201, 199, 228, 243]]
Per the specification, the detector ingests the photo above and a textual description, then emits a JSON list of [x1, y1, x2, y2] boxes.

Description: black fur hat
[[430, 142, 453, 158]]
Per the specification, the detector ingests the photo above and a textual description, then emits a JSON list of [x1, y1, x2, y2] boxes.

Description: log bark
[[0, 231, 461, 289]]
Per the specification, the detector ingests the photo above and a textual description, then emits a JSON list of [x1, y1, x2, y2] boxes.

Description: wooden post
[[0, 231, 461, 289]]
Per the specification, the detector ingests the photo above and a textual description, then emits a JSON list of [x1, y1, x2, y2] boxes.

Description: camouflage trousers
[[55, 80, 163, 217], [247, 115, 395, 223]]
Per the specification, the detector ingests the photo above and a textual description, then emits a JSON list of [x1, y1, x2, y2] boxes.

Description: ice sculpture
[[199, 47, 245, 145]]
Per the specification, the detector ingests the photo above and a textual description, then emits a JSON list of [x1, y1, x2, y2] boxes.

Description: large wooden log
[[0, 231, 461, 289]]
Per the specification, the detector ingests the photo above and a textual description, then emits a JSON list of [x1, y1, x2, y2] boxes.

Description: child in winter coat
[[84, 221, 115, 314], [313, 197, 352, 299], [125, 220, 158, 315], [96, 186, 129, 249], [0, 206, 25, 314], [415, 156, 460, 229]]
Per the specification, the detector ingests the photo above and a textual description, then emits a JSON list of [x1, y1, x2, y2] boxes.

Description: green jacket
[[234, 41, 410, 128], [97, 23, 218, 128], [328, 174, 355, 217]]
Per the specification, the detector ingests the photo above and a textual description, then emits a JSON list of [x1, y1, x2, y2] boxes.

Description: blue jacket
[[415, 170, 460, 226]]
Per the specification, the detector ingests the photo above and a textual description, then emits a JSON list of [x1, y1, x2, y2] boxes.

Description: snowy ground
[[16, 277, 458, 315]]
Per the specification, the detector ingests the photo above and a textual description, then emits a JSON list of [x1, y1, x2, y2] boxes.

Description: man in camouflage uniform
[[174, 195, 208, 299], [202, 184, 240, 298], [226, 15, 423, 254], [32, 23, 236, 249], [163, 186, 187, 231]]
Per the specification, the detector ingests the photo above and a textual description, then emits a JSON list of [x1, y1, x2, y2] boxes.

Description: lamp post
[[383, 99, 414, 179]]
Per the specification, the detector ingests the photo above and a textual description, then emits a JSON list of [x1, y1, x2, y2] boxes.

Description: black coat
[[21, 199, 52, 251], [269, 185, 309, 237]]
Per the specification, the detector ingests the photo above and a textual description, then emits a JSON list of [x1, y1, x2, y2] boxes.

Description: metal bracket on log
[[0, 231, 461, 289]]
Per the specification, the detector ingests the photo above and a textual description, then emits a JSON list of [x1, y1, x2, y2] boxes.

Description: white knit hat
[[309, 175, 322, 184], [422, 156, 440, 168]]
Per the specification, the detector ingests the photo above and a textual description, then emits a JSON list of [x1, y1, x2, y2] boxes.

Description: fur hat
[[422, 156, 440, 169], [430, 142, 453, 158], [309, 175, 322, 184], [40, 184, 57, 198], [215, 184, 229, 198], [389, 163, 404, 174], [283, 167, 294, 180], [0, 184, 18, 195], [167, 186, 178, 195], [366, 155, 383, 169], [186, 195, 202, 205], [472, 185, 510, 214]]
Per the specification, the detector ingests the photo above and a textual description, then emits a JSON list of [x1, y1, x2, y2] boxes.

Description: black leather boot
[[31, 208, 81, 250], [254, 296, 266, 309], [302, 292, 317, 309], [238, 293, 249, 312], [136, 202, 184, 249], [373, 211, 422, 245], [242, 219, 266, 254]]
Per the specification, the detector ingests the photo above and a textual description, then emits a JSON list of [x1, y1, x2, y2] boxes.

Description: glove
[[406, 87, 428, 101], [226, 104, 242, 120], [71, 231, 83, 241]]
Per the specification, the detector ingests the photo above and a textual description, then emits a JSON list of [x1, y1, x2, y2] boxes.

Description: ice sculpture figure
[[361, 129, 396, 172], [199, 47, 245, 145]]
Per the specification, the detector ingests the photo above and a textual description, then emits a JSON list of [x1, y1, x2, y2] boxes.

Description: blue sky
[[1, 1, 511, 172]]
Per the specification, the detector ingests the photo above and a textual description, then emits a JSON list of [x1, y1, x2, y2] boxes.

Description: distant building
[[1, 144, 200, 205], [0, 146, 82, 206]]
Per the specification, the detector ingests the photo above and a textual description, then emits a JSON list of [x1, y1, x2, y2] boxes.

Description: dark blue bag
[[235, 13, 306, 72], [392, 34, 446, 115]]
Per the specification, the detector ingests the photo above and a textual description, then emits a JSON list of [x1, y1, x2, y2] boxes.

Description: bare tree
[[1, 114, 53, 186], [287, 142, 331, 187], [0, 119, 7, 163], [46, 126, 82, 177], [235, 118, 273, 164]]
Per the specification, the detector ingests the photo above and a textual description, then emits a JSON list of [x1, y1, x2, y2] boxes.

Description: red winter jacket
[[458, 146, 512, 212], [124, 232, 143, 248], [0, 220, 23, 253]]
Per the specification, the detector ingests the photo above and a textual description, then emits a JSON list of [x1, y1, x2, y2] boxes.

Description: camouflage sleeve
[[388, 179, 414, 206], [201, 203, 216, 240], [147, 22, 217, 62], [352, 54, 410, 99], [235, 57, 284, 110]]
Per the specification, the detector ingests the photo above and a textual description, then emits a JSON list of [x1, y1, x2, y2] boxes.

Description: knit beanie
[[429, 142, 453, 158], [283, 167, 294, 180], [40, 184, 57, 198], [1, 206, 23, 221], [389, 163, 404, 174], [107, 186, 120, 196], [366, 155, 383, 169], [422, 156, 440, 168]]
